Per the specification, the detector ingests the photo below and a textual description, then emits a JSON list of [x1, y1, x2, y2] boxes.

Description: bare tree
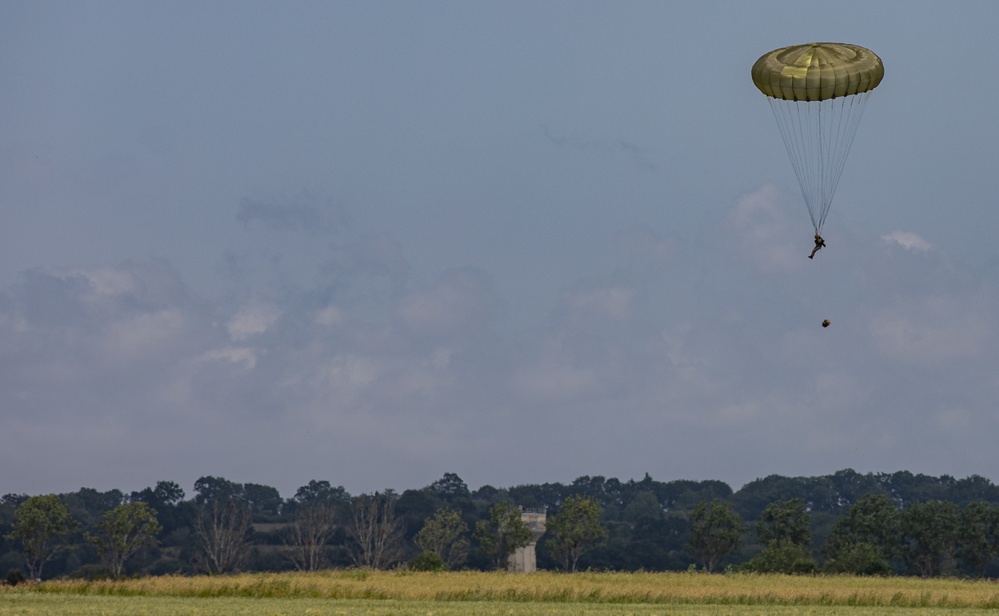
[[347, 491, 405, 569], [194, 499, 251, 574], [286, 503, 338, 571]]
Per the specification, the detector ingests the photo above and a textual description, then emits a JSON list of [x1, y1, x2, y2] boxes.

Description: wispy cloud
[[542, 126, 657, 171], [882, 231, 933, 252], [727, 184, 801, 273], [236, 193, 347, 234]]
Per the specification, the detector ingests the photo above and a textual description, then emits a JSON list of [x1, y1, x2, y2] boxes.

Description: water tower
[[508, 507, 546, 573]]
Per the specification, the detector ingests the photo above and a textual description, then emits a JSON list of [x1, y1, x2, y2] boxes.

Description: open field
[[4, 571, 999, 615]]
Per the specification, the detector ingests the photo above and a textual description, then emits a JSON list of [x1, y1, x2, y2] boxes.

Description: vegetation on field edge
[[7, 571, 999, 609]]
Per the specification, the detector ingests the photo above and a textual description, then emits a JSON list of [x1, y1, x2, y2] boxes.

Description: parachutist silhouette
[[808, 233, 826, 259]]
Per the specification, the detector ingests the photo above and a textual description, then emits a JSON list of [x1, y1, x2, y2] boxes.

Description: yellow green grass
[[4, 571, 999, 615]]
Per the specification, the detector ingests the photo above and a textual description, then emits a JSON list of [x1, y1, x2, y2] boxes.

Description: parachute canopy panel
[[752, 43, 884, 102]]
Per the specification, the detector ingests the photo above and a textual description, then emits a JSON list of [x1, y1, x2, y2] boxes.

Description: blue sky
[[3, 1, 999, 499]]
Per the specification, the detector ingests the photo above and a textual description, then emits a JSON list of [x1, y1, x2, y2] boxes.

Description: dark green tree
[[686, 499, 745, 573], [131, 481, 188, 537], [242, 483, 283, 518], [63, 488, 125, 529], [744, 498, 816, 574], [193, 476, 244, 506], [293, 480, 349, 505], [952, 475, 999, 506], [429, 473, 471, 502], [757, 498, 811, 546], [959, 500, 999, 577], [414, 507, 469, 570], [474, 502, 532, 570], [903, 500, 959, 577], [6, 494, 78, 580], [87, 502, 162, 578], [823, 494, 901, 574], [545, 495, 607, 572]]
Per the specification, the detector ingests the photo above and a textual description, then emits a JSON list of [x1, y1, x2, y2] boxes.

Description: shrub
[[408, 551, 447, 572], [741, 540, 817, 574], [5, 568, 27, 586], [824, 542, 892, 576]]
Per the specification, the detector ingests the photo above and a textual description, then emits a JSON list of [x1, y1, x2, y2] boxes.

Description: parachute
[[752, 43, 884, 234]]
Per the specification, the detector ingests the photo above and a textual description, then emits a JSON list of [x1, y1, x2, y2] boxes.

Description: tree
[[756, 498, 811, 546], [293, 480, 349, 506], [744, 498, 816, 574], [429, 473, 471, 503], [63, 488, 125, 529], [131, 481, 188, 537], [686, 499, 745, 573], [193, 476, 244, 506], [545, 495, 607, 572], [959, 500, 999, 577], [903, 500, 959, 577], [474, 502, 532, 570], [242, 483, 283, 518], [286, 502, 338, 571], [87, 502, 162, 578], [6, 494, 78, 580], [347, 491, 405, 569], [193, 499, 252, 574], [823, 493, 901, 574], [132, 481, 185, 509], [414, 507, 469, 570]]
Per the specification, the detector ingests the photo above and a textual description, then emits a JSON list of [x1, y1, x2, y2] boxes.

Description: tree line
[[4, 468, 999, 582]]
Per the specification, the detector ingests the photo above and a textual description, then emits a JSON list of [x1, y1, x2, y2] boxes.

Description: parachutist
[[808, 233, 826, 259], [822, 319, 830, 328]]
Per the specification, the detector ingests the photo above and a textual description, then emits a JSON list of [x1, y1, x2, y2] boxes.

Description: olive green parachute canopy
[[752, 42, 884, 233], [752, 43, 884, 102]]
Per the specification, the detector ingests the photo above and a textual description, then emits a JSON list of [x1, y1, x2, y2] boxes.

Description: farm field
[[4, 571, 999, 615]]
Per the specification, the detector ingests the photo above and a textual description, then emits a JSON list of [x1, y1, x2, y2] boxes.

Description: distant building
[[508, 507, 546, 573]]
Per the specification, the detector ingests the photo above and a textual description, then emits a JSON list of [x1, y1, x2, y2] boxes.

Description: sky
[[3, 1, 999, 500]]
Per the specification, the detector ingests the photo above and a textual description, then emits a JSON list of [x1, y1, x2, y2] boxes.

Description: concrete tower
[[507, 507, 546, 573]]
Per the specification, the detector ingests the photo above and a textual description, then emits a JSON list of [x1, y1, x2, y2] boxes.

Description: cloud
[[396, 269, 496, 340], [2, 193, 997, 498], [511, 340, 597, 402], [200, 346, 257, 369], [882, 231, 933, 252], [103, 308, 185, 357], [236, 193, 346, 234], [562, 284, 637, 323], [314, 305, 346, 327], [226, 301, 282, 341], [870, 295, 992, 362], [542, 126, 656, 170], [321, 233, 411, 284], [727, 184, 800, 273]]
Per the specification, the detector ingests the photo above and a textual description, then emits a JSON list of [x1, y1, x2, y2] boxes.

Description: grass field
[[4, 570, 999, 615]]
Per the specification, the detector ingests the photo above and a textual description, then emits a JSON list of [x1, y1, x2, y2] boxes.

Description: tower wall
[[508, 507, 546, 573]]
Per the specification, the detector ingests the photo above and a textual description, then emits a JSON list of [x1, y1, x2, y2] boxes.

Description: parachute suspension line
[[822, 91, 872, 230], [767, 92, 873, 234], [768, 97, 820, 231]]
